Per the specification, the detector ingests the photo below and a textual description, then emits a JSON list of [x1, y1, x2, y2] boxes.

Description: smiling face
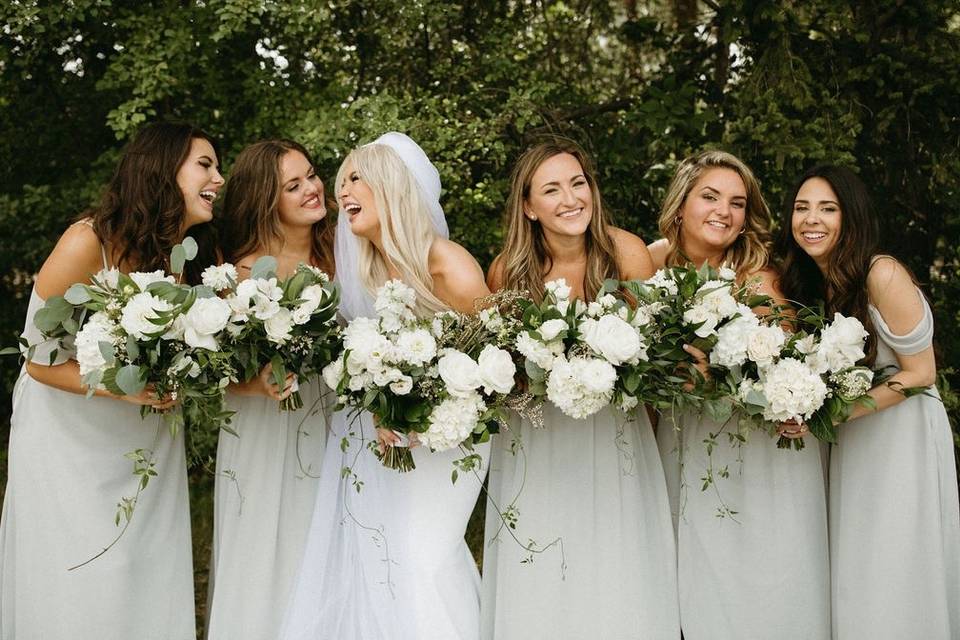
[[339, 159, 381, 241], [277, 150, 326, 229], [791, 176, 842, 269], [176, 137, 224, 230], [524, 152, 594, 241], [677, 167, 747, 256]]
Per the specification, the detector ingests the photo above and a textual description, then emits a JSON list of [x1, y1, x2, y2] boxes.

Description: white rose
[[583, 314, 644, 365], [201, 264, 238, 292], [437, 349, 481, 397], [477, 344, 516, 395], [120, 292, 174, 339], [182, 296, 231, 350], [264, 307, 294, 344], [291, 284, 327, 325], [745, 324, 787, 367], [322, 357, 345, 390], [538, 318, 568, 342], [95, 268, 121, 289]]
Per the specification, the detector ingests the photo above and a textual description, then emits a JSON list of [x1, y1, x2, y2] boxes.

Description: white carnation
[[129, 270, 174, 292], [516, 331, 557, 371], [395, 329, 437, 367], [201, 264, 238, 292], [120, 292, 174, 339]]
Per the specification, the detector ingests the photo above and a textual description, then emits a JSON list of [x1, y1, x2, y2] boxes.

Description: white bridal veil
[[334, 131, 450, 320]]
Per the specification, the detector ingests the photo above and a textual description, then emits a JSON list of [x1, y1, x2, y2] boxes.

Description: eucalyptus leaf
[[170, 244, 186, 275], [64, 284, 91, 304], [251, 255, 278, 280], [116, 364, 147, 397], [181, 236, 198, 260]]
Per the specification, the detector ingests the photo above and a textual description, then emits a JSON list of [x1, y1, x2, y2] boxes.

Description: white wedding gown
[[829, 291, 960, 638], [481, 405, 680, 640], [0, 287, 195, 639], [657, 408, 831, 639], [280, 396, 488, 639], [206, 380, 331, 640]]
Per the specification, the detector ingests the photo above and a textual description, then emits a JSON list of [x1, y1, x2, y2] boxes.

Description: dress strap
[[75, 219, 111, 270], [867, 288, 934, 356]]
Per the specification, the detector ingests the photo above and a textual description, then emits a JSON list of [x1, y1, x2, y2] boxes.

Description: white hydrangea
[[546, 355, 617, 419], [201, 264, 238, 292], [75, 311, 117, 375], [759, 358, 828, 423], [420, 392, 486, 451], [120, 292, 174, 339]]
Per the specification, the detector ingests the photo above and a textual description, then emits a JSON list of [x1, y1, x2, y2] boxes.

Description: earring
[[675, 217, 682, 226], [526, 213, 537, 221], [739, 226, 746, 235]]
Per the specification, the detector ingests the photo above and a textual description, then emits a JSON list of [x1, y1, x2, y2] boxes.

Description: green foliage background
[[2, 0, 959, 632]]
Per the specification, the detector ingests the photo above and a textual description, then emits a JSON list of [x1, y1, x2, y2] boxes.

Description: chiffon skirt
[[207, 380, 330, 640], [657, 410, 830, 640], [0, 370, 195, 639], [481, 405, 680, 640]]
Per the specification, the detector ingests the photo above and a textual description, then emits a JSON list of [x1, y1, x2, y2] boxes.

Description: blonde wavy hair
[[657, 150, 773, 277], [335, 143, 446, 317], [497, 139, 620, 303]]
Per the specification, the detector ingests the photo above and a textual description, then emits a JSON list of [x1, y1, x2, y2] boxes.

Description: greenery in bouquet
[[323, 280, 523, 477], [718, 306, 877, 451], [515, 278, 662, 420], [13, 237, 237, 565], [218, 256, 340, 413], [617, 263, 773, 418]]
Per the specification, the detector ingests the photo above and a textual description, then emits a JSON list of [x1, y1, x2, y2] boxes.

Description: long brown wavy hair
[[775, 165, 881, 365], [85, 122, 219, 284], [218, 139, 335, 275], [657, 150, 773, 278], [497, 138, 620, 302]]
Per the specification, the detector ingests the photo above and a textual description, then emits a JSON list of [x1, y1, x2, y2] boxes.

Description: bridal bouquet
[[618, 264, 772, 416], [515, 278, 655, 419], [30, 237, 236, 437], [716, 308, 875, 450], [219, 257, 340, 412], [323, 280, 522, 474]]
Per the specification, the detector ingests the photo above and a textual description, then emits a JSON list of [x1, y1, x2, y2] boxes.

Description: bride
[[280, 132, 491, 640]]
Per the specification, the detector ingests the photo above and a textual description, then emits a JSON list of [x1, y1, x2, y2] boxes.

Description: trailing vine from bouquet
[[69, 416, 163, 571]]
